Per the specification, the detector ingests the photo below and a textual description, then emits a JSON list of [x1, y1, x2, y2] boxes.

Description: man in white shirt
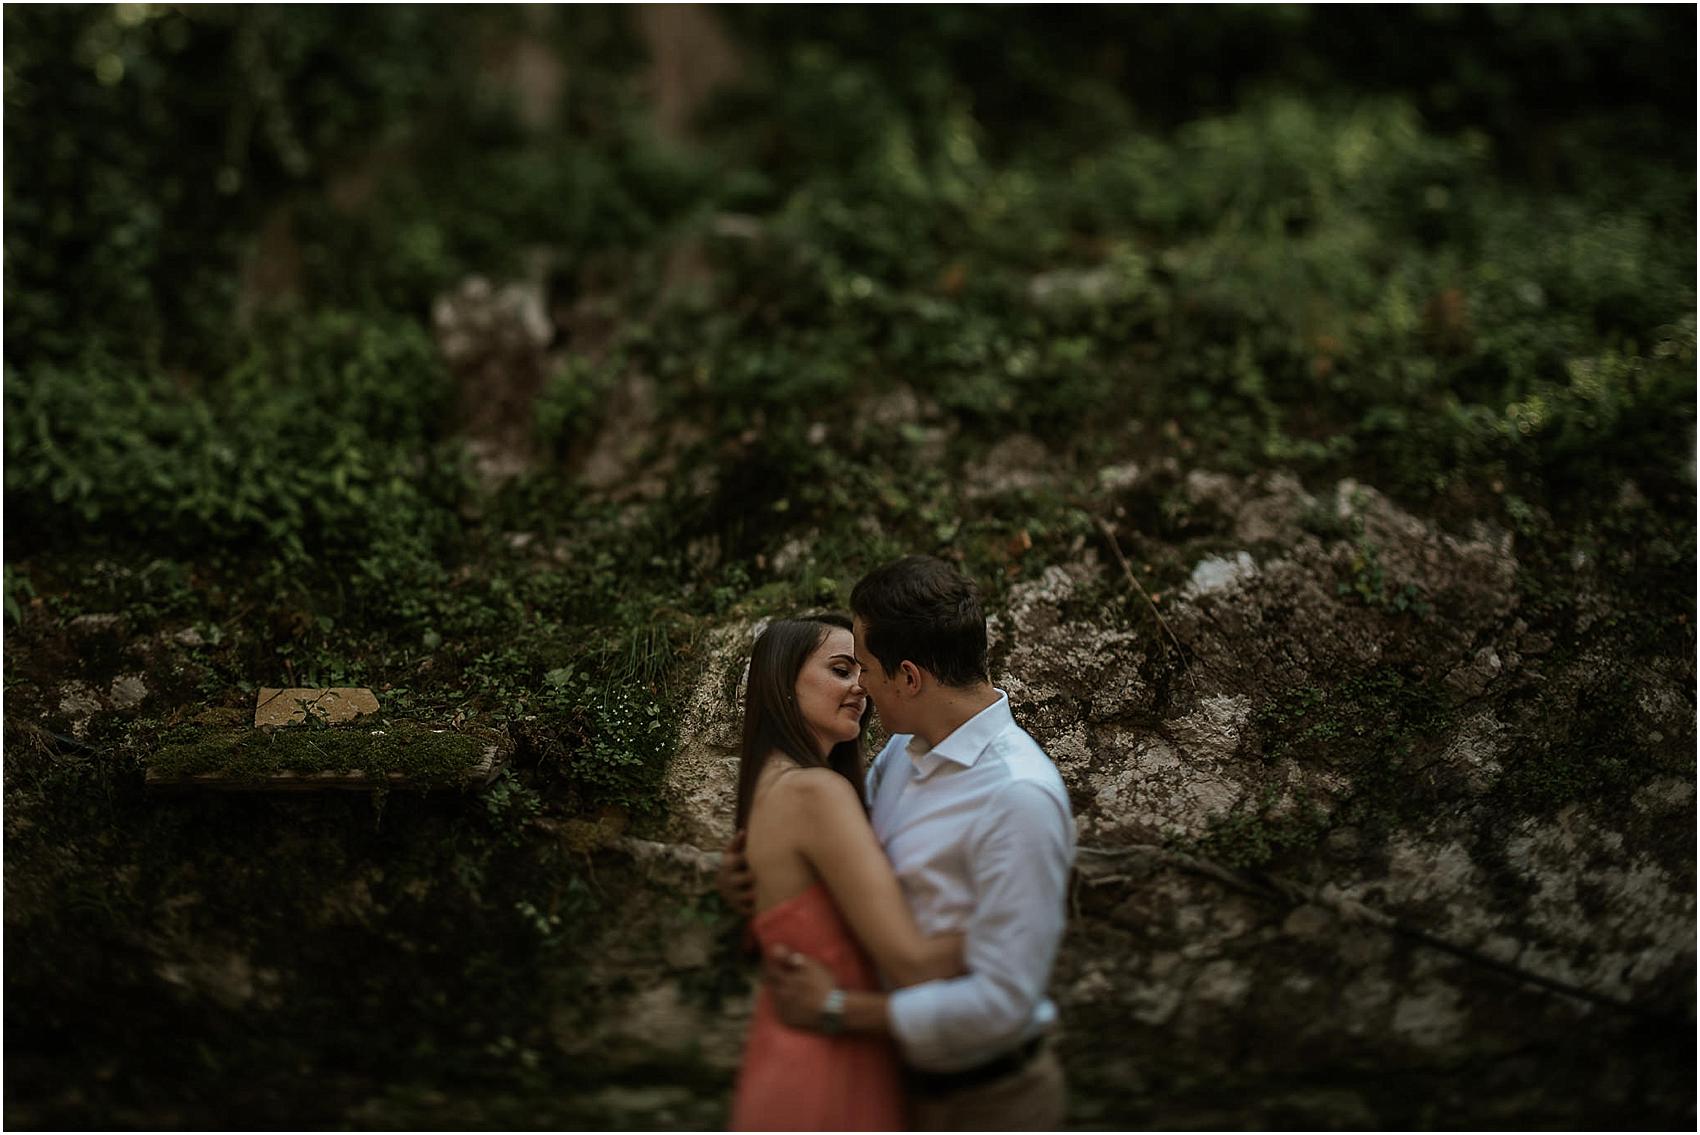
[[718, 554, 1076, 1129]]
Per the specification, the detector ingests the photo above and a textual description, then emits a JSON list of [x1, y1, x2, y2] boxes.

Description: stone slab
[[255, 687, 380, 728]]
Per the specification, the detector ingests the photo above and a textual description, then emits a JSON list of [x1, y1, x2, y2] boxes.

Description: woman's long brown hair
[[733, 614, 869, 831]]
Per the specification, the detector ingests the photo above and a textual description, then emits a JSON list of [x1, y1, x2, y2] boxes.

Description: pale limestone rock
[[659, 621, 759, 849], [602, 983, 697, 1053], [1000, 562, 1148, 728], [1391, 984, 1467, 1049], [1047, 724, 1093, 780], [662, 921, 715, 970], [614, 836, 720, 881], [1632, 776, 1694, 815], [1444, 647, 1503, 700], [108, 673, 148, 710], [1028, 265, 1121, 306], [69, 612, 124, 636], [1334, 924, 1394, 967], [154, 951, 266, 1011], [1280, 972, 1318, 995], [1005, 563, 1079, 635], [1166, 694, 1252, 761], [58, 681, 104, 738], [1385, 837, 1483, 906], [768, 535, 812, 577], [964, 434, 1053, 499], [1282, 904, 1334, 940], [1183, 552, 1257, 597], [1096, 461, 1143, 491], [1082, 732, 1243, 843], [576, 374, 661, 495], [579, 1085, 699, 1128], [1190, 959, 1252, 1006], [556, 978, 750, 1075], [1183, 775, 1238, 815], [1325, 826, 1361, 858], [432, 275, 551, 362], [1339, 973, 1396, 1033], [1444, 803, 1699, 1001], [1334, 479, 1518, 625], [1438, 710, 1506, 794], [1183, 469, 1239, 511], [1068, 967, 1115, 1002], [1208, 894, 1263, 941], [859, 383, 939, 432], [1233, 472, 1318, 545], [1126, 980, 1184, 1025], [1477, 934, 1523, 965]]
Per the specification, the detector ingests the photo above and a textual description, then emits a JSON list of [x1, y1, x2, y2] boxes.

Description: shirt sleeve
[[886, 778, 1075, 1068]]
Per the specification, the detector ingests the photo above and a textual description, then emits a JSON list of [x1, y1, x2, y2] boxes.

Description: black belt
[[903, 1036, 1045, 1097]]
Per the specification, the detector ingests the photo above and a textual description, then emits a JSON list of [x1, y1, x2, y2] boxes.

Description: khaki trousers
[[910, 1045, 1066, 1131]]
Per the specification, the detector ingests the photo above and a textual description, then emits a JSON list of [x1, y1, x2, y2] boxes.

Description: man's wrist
[[841, 990, 893, 1036]]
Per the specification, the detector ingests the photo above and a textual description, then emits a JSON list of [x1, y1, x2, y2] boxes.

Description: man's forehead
[[849, 623, 873, 662]]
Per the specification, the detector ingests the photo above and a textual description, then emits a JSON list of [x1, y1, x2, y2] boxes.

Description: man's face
[[851, 616, 902, 732]]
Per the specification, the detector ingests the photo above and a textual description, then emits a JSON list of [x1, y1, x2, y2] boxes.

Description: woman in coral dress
[[727, 615, 964, 1132]]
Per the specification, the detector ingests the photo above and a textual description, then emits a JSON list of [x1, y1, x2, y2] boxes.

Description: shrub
[[4, 312, 458, 563]]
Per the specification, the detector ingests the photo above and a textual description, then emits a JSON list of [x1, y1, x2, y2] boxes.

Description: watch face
[[821, 988, 846, 1033]]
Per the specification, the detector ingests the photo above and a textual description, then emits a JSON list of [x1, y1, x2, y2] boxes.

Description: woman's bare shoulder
[[765, 765, 860, 813]]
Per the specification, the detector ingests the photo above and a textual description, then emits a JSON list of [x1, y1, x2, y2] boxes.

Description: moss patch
[[1192, 667, 1456, 870], [149, 721, 500, 787]]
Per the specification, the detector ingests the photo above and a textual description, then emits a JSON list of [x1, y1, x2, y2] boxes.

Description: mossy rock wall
[[3, 468, 1694, 1128]]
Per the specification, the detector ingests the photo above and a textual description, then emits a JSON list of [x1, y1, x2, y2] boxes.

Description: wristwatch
[[819, 988, 846, 1035]]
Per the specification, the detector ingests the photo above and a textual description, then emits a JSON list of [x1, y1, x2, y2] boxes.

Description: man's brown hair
[[850, 555, 988, 688]]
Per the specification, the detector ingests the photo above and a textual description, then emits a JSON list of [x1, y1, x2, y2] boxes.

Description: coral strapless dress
[[730, 882, 907, 1131]]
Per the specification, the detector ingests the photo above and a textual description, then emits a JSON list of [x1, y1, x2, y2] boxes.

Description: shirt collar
[[904, 689, 1012, 777]]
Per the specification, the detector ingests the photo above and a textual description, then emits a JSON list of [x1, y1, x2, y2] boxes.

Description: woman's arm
[[779, 769, 967, 988], [910, 932, 967, 984]]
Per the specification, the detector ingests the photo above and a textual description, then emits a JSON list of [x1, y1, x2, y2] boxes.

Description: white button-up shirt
[[866, 690, 1076, 1072]]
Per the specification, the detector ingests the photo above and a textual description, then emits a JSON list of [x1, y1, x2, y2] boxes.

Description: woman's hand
[[715, 828, 756, 916]]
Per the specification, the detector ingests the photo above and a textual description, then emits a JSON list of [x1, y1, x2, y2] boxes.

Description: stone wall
[[4, 470, 1692, 1129]]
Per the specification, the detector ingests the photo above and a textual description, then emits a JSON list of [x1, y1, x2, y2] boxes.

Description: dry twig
[[1096, 516, 1187, 658]]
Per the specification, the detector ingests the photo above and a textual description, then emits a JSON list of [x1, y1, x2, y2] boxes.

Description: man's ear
[[898, 660, 924, 695]]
